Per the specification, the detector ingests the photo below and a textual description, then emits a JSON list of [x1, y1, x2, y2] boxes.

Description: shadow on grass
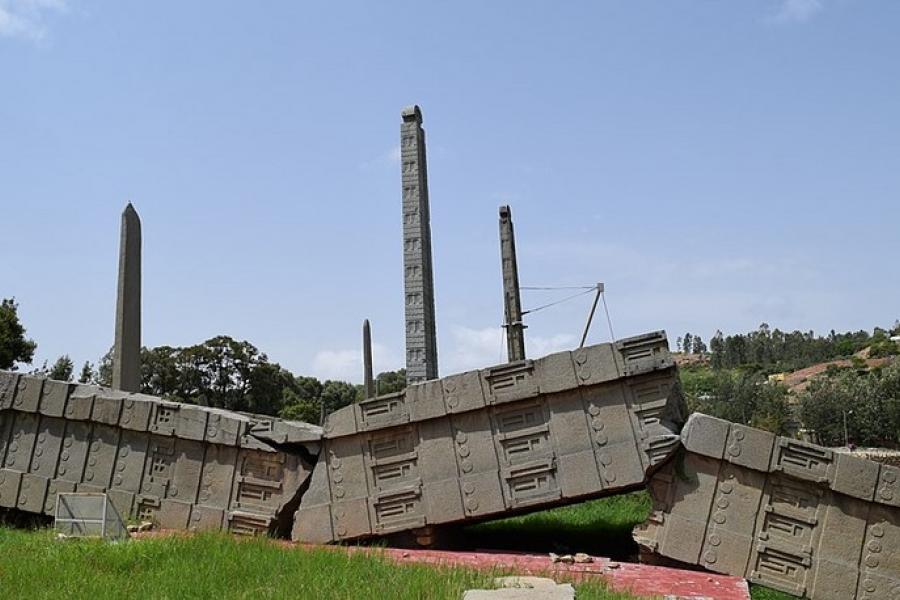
[[460, 491, 651, 560]]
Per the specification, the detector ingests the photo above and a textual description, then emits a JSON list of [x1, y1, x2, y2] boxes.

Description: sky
[[2, 0, 898, 383]]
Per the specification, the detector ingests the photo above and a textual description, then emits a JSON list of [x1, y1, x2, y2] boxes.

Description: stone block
[[92, 392, 124, 425], [111, 429, 148, 491], [0, 371, 19, 409], [535, 350, 577, 395], [0, 468, 23, 508], [120, 397, 153, 431], [682, 413, 730, 459], [572, 344, 620, 387], [16, 474, 49, 513], [188, 505, 225, 532], [4, 411, 38, 471], [149, 402, 179, 436], [30, 416, 65, 478], [726, 425, 775, 472], [12, 376, 42, 412], [196, 445, 237, 507], [832, 453, 879, 501], [355, 392, 409, 431], [292, 503, 334, 543], [322, 405, 357, 438], [56, 421, 92, 482], [205, 412, 243, 446], [64, 391, 94, 420], [482, 360, 538, 405], [407, 379, 446, 421], [39, 379, 70, 417], [43, 480, 76, 514], [442, 370, 485, 413], [331, 497, 371, 539], [175, 405, 208, 441]]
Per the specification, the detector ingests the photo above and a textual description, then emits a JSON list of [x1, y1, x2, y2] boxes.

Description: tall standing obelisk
[[113, 203, 141, 392], [363, 319, 375, 399], [499, 205, 526, 362], [400, 105, 438, 383]]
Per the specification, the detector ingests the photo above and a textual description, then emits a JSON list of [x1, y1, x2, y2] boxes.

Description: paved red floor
[[343, 546, 751, 600], [135, 531, 749, 599]]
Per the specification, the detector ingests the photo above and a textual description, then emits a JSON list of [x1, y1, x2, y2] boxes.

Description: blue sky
[[2, 1, 898, 382]]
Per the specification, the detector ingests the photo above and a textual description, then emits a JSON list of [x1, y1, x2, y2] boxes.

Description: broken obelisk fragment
[[363, 319, 375, 399], [499, 205, 526, 362], [112, 202, 141, 392], [400, 105, 438, 383]]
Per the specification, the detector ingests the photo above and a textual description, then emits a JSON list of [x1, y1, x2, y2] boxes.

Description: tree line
[[706, 322, 899, 373], [0, 298, 405, 425], [681, 321, 900, 447]]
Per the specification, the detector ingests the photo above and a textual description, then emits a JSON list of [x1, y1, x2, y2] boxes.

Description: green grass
[[0, 493, 800, 599], [0, 527, 636, 600], [467, 493, 799, 600], [465, 491, 651, 558]]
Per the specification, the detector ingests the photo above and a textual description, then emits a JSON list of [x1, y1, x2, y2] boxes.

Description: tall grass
[[0, 527, 634, 600]]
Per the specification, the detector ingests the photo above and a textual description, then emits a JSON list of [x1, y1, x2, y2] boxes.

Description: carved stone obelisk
[[499, 205, 526, 362], [363, 319, 375, 399], [400, 105, 438, 383], [113, 203, 141, 392]]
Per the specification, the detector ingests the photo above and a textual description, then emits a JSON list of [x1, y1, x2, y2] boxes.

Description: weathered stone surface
[[499, 205, 525, 363], [294, 331, 684, 543], [0, 374, 319, 536], [113, 203, 142, 392], [463, 577, 576, 600], [635, 412, 900, 600], [401, 105, 438, 383]]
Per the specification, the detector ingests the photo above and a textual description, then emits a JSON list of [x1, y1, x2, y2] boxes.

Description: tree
[[97, 347, 113, 387], [682, 333, 693, 355], [48, 355, 74, 382], [376, 369, 406, 395], [800, 362, 900, 447], [0, 298, 37, 370], [688, 370, 791, 435], [710, 331, 725, 369], [280, 376, 325, 423], [691, 336, 707, 354], [78, 361, 95, 384], [320, 380, 358, 417]]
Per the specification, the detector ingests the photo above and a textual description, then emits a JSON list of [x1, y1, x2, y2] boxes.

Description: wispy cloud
[[311, 342, 399, 382], [359, 145, 401, 171], [0, 0, 67, 42], [310, 325, 578, 382], [771, 0, 824, 25], [443, 325, 575, 373]]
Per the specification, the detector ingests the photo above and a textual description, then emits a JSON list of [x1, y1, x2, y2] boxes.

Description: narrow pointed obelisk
[[363, 319, 375, 399], [499, 205, 526, 362], [112, 203, 141, 392], [400, 105, 438, 383]]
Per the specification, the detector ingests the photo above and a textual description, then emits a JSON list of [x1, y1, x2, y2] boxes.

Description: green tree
[[376, 369, 406, 395], [280, 376, 324, 423], [48, 355, 74, 381], [97, 347, 113, 387], [800, 362, 900, 447], [78, 361, 95, 384], [689, 369, 791, 435], [0, 298, 37, 370], [682, 333, 693, 355], [320, 380, 358, 417], [691, 336, 707, 354]]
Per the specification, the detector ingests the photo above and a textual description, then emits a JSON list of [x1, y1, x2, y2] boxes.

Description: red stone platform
[[342, 546, 751, 600]]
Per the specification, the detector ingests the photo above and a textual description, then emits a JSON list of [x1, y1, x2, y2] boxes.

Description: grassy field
[[467, 492, 797, 600], [0, 494, 797, 599], [0, 527, 636, 600]]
